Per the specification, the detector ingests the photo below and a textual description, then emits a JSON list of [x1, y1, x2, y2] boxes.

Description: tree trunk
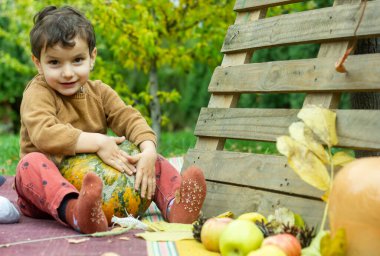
[[149, 59, 161, 142], [351, 38, 380, 157]]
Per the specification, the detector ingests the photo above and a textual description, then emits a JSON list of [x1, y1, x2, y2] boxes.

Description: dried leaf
[[320, 228, 347, 256], [118, 236, 130, 241], [141, 220, 192, 232], [267, 207, 295, 233], [331, 152, 355, 167], [135, 231, 194, 241], [298, 106, 338, 147], [289, 122, 329, 164], [277, 136, 330, 191], [90, 227, 132, 237], [321, 190, 330, 202], [301, 230, 328, 256], [111, 216, 148, 230], [216, 211, 234, 218], [101, 253, 120, 256], [66, 237, 90, 244]]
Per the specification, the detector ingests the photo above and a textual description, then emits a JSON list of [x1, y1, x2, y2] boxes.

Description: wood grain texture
[[209, 54, 380, 93], [194, 108, 380, 150], [193, 10, 267, 152], [234, 0, 303, 12], [200, 181, 324, 227], [185, 149, 323, 198], [222, 1, 380, 53]]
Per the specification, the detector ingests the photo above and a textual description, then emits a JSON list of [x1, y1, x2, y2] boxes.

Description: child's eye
[[48, 60, 59, 65], [74, 58, 84, 64]]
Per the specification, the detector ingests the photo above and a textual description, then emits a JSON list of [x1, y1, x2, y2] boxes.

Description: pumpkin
[[59, 140, 152, 224]]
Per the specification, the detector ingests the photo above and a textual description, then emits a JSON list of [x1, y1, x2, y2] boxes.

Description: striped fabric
[[144, 156, 184, 256]]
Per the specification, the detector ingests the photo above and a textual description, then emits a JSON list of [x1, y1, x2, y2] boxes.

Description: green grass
[[0, 134, 20, 176], [0, 131, 280, 176]]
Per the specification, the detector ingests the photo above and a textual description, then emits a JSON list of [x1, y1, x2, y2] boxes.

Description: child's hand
[[127, 141, 157, 200], [96, 135, 136, 175]]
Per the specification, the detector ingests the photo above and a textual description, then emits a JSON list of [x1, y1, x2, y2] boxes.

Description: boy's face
[[32, 37, 97, 96]]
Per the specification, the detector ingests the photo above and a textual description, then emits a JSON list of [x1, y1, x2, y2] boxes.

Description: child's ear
[[31, 55, 43, 74], [90, 47, 97, 67]]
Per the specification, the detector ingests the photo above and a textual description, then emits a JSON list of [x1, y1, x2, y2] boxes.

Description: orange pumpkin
[[59, 141, 152, 224], [329, 157, 380, 256]]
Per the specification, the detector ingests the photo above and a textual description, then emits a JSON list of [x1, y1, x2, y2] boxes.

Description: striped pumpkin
[[59, 140, 152, 223]]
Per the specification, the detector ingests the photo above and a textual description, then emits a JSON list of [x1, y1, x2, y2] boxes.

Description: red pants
[[15, 152, 181, 224]]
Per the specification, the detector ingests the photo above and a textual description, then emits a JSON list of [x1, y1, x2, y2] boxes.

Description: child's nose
[[61, 64, 74, 78]]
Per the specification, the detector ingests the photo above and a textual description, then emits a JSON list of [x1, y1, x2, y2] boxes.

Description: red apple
[[262, 234, 301, 256], [200, 217, 233, 252]]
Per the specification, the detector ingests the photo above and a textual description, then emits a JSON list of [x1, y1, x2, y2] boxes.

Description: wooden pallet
[[182, 0, 380, 226]]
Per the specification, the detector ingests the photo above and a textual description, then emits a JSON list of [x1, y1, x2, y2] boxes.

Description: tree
[[351, 38, 380, 157], [86, 0, 234, 141]]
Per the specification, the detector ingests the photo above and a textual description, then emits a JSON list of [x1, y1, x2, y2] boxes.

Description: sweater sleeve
[[21, 85, 82, 155], [98, 82, 157, 146]]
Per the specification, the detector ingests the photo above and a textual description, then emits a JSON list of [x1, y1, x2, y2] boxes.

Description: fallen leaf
[[298, 106, 338, 147], [289, 122, 329, 164], [118, 236, 130, 241], [66, 237, 90, 244], [320, 228, 347, 256], [90, 227, 131, 237], [277, 136, 330, 191], [302, 230, 329, 256], [135, 231, 194, 241], [141, 220, 192, 232], [101, 253, 120, 256], [331, 151, 355, 167]]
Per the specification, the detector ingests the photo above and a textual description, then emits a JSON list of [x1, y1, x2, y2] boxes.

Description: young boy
[[16, 5, 206, 234]]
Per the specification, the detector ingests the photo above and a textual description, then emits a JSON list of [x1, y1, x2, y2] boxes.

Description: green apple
[[201, 217, 233, 252], [219, 219, 264, 256], [247, 245, 287, 256]]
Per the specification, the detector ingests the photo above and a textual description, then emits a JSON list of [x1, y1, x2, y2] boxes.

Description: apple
[[237, 212, 267, 224], [262, 234, 301, 256], [247, 245, 287, 256], [201, 217, 233, 252], [219, 219, 264, 256]]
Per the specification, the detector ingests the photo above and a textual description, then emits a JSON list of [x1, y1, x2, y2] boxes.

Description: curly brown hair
[[30, 6, 96, 59]]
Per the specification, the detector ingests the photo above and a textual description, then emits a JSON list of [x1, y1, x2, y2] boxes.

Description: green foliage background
[[0, 0, 335, 134]]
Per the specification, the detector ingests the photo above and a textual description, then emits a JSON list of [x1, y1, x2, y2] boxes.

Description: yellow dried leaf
[[289, 122, 329, 164], [135, 231, 194, 241], [101, 253, 120, 256], [321, 190, 329, 202], [277, 136, 330, 191], [298, 106, 338, 147], [320, 228, 347, 256], [216, 211, 234, 218], [141, 220, 192, 232], [302, 230, 328, 256], [66, 237, 90, 244], [332, 151, 355, 167]]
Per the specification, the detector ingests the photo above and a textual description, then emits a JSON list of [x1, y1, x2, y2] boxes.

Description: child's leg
[[15, 152, 107, 233], [153, 155, 206, 224]]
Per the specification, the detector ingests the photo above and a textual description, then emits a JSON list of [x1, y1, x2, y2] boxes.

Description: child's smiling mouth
[[61, 82, 77, 87]]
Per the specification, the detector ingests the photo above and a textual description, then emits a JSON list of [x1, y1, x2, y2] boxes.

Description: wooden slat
[[222, 1, 380, 53], [194, 108, 380, 150], [209, 54, 380, 93], [193, 9, 267, 152], [234, 0, 303, 12], [185, 149, 323, 198], [200, 181, 324, 227]]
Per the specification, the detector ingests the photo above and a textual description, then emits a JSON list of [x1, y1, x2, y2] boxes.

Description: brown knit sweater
[[19, 75, 156, 164]]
